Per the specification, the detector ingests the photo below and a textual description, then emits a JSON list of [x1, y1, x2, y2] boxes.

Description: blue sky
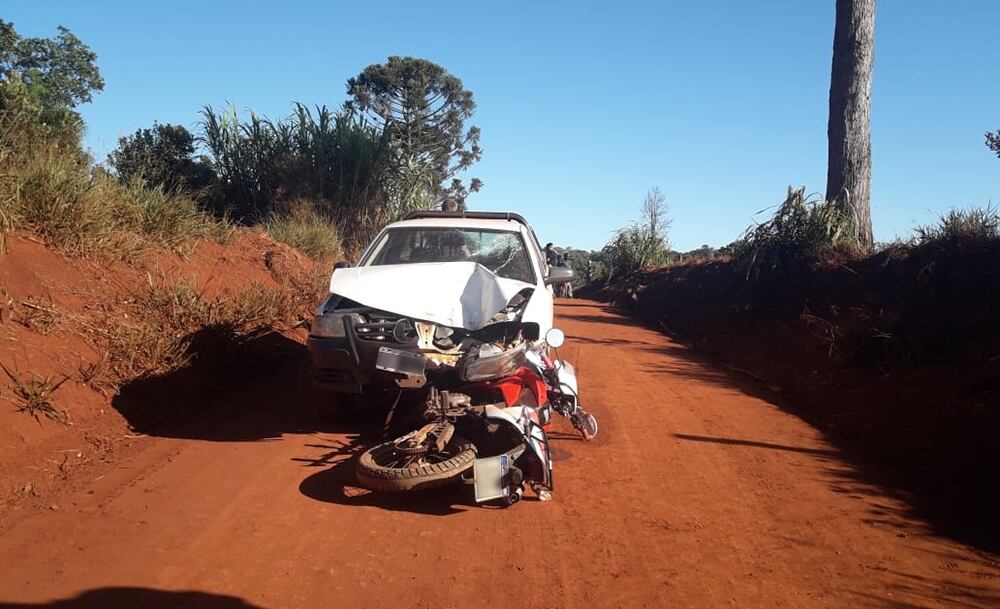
[[5, 1, 999, 251]]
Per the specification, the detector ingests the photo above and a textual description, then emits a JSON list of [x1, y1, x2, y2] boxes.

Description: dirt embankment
[[0, 231, 322, 522], [597, 242, 1000, 551]]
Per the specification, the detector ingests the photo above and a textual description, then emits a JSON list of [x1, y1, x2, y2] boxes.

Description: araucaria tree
[[826, 0, 877, 251], [345, 56, 482, 209], [986, 130, 1000, 158]]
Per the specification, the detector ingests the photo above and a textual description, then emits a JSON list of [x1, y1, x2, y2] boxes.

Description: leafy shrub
[[731, 187, 856, 280], [107, 123, 215, 192], [913, 205, 1000, 248]]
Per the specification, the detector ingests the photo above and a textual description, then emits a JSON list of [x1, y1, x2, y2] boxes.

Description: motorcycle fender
[[483, 405, 552, 489], [555, 360, 579, 397]]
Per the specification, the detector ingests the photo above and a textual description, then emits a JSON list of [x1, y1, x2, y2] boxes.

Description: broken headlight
[[311, 313, 349, 338], [459, 342, 527, 381]]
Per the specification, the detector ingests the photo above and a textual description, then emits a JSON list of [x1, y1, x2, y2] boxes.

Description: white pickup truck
[[307, 211, 573, 396]]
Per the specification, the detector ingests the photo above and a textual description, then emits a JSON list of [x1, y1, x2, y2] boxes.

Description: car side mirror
[[544, 267, 574, 286], [333, 260, 352, 270]]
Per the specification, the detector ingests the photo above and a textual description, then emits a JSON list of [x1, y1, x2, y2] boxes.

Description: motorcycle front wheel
[[356, 438, 476, 493]]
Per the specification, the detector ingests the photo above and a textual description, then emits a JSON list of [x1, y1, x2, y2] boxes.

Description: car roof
[[383, 217, 529, 233]]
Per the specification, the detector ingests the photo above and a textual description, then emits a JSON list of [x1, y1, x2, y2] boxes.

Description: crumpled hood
[[329, 261, 534, 330]]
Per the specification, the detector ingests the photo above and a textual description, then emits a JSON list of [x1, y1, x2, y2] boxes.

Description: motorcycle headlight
[[460, 342, 527, 381], [311, 313, 348, 338]]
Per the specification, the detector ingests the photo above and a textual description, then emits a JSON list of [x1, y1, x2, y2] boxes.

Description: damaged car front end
[[308, 261, 537, 394]]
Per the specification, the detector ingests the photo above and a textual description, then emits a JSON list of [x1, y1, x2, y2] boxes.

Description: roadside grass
[[1, 363, 70, 424], [0, 123, 230, 258], [13, 295, 61, 335], [85, 275, 305, 387], [914, 205, 1000, 249], [731, 186, 858, 281], [77, 351, 118, 397], [265, 207, 342, 261]]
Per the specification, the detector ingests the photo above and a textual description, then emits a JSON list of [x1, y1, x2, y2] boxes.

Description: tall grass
[[913, 205, 1000, 248], [0, 84, 229, 256], [600, 188, 672, 279], [265, 206, 342, 261], [201, 103, 426, 255], [732, 187, 856, 280]]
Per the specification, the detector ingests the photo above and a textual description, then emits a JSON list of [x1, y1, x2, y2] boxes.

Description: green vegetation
[[107, 123, 215, 193], [914, 205, 1000, 248], [730, 187, 856, 280], [0, 23, 227, 256], [346, 56, 482, 208], [986, 129, 1000, 158], [0, 18, 103, 123], [199, 103, 396, 254], [2, 21, 487, 261], [265, 207, 342, 261], [600, 188, 672, 279], [1, 362, 69, 424]]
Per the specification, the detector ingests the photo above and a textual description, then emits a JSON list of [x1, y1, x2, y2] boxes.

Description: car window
[[365, 227, 536, 284]]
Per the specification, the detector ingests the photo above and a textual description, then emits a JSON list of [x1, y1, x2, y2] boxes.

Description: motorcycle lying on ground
[[355, 317, 597, 507]]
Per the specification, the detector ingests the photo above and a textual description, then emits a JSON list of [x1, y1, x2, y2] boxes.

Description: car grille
[[354, 311, 402, 342]]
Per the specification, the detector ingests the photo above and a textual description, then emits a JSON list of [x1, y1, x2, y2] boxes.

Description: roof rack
[[402, 210, 530, 227]]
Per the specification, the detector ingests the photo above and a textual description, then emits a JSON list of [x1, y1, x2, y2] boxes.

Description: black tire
[[356, 438, 476, 493]]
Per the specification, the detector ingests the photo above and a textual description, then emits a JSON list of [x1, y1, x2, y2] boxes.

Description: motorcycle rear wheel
[[356, 438, 476, 493]]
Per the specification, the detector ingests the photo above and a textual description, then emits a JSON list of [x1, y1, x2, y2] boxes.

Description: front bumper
[[307, 335, 369, 393], [307, 316, 423, 394]]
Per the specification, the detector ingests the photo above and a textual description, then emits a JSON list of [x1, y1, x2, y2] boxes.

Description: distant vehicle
[[307, 211, 573, 400]]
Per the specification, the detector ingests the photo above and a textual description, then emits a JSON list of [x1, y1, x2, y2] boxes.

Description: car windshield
[[365, 227, 536, 284]]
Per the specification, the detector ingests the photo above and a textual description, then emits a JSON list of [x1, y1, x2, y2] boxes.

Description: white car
[[307, 211, 573, 395]]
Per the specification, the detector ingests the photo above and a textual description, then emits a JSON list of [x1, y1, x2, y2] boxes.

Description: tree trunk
[[826, 0, 876, 251]]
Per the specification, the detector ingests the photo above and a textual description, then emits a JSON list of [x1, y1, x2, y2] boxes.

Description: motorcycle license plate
[[376, 347, 426, 376], [473, 454, 510, 503]]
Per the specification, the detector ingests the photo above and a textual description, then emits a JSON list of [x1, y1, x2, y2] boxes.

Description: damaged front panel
[[328, 261, 534, 331]]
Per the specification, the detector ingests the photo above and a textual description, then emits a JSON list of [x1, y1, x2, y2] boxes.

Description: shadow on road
[[673, 433, 840, 458], [297, 445, 474, 516], [561, 300, 1000, 554], [0, 587, 268, 609], [111, 331, 354, 442]]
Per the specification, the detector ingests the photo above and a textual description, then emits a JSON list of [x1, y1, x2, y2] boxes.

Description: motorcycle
[[355, 321, 597, 507]]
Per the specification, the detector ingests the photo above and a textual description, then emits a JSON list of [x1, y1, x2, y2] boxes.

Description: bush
[[600, 188, 672, 279], [107, 123, 215, 193], [913, 205, 1000, 248], [731, 187, 856, 280], [265, 207, 342, 261]]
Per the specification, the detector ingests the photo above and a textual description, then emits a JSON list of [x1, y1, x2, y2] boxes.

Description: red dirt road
[[0, 301, 997, 609]]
